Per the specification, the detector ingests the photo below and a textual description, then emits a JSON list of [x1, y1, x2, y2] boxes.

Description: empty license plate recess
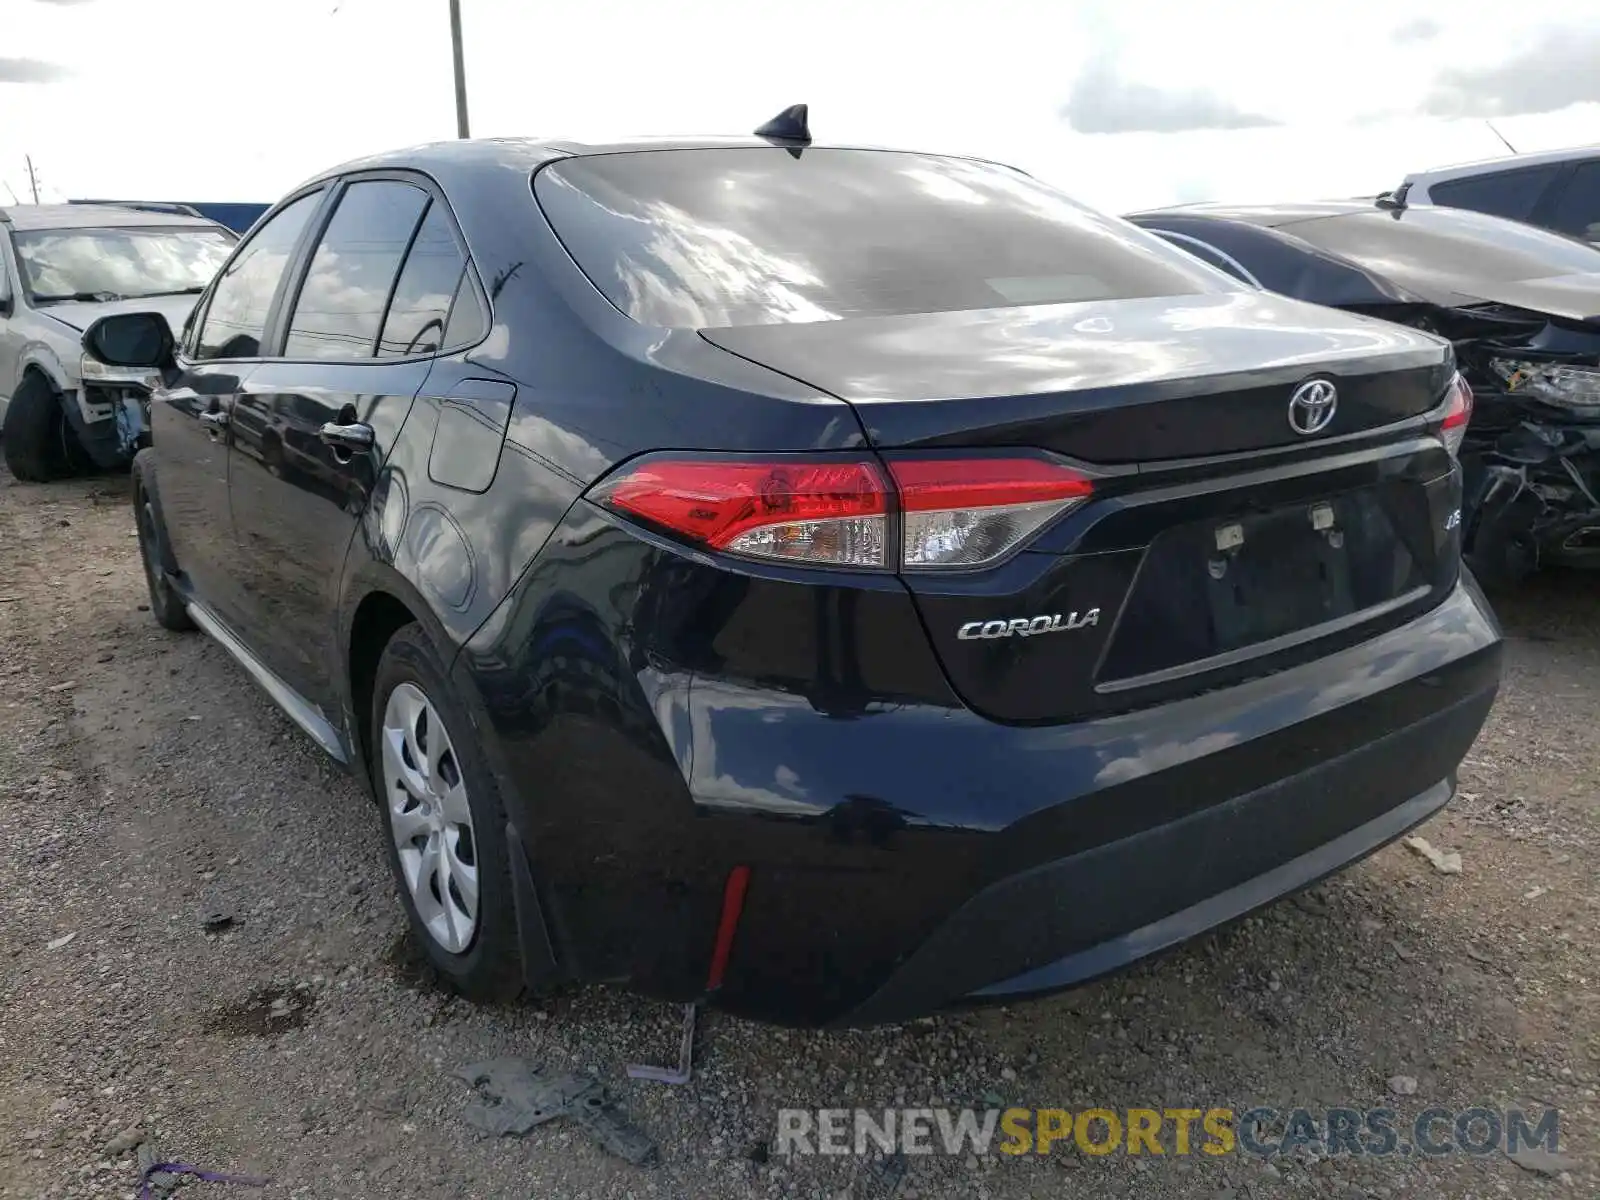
[[1098, 488, 1431, 684]]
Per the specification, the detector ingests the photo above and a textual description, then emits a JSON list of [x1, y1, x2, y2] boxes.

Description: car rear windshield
[[1284, 206, 1600, 290], [14, 226, 235, 304], [534, 148, 1225, 328]]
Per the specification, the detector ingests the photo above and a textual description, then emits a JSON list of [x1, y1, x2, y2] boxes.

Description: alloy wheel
[[380, 682, 479, 953]]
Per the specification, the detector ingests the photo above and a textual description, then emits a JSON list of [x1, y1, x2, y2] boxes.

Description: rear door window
[[1548, 160, 1600, 244], [441, 272, 490, 349], [376, 200, 468, 358], [1427, 165, 1562, 222], [535, 148, 1224, 328], [282, 179, 429, 360]]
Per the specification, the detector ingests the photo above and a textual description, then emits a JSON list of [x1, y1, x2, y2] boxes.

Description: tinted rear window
[[1427, 165, 1561, 222], [535, 148, 1224, 328], [1281, 206, 1600, 297]]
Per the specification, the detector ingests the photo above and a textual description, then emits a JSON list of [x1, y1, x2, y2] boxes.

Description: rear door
[[154, 189, 327, 627], [227, 174, 476, 713]]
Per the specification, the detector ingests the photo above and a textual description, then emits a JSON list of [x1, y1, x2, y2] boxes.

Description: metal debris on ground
[[1403, 835, 1462, 875], [626, 1002, 698, 1085], [200, 908, 235, 934], [455, 1059, 659, 1166]]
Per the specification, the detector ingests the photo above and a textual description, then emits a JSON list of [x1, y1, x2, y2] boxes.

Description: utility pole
[[448, 0, 470, 139], [25, 155, 40, 204]]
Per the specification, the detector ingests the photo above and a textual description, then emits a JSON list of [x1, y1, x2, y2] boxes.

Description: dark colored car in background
[[87, 122, 1501, 1027], [1129, 201, 1600, 586]]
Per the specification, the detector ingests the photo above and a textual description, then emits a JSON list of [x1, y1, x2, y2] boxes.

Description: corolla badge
[[958, 610, 1101, 640], [1288, 379, 1338, 435]]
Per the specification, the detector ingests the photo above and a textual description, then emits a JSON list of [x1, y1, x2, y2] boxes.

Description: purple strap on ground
[[139, 1161, 271, 1198]]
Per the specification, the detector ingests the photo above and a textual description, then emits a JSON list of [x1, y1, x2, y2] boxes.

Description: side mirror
[[0, 295, 12, 318], [83, 312, 176, 371]]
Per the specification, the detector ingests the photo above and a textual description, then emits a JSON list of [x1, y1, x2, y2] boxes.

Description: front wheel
[[2, 374, 84, 482], [131, 450, 196, 632], [371, 623, 524, 1001]]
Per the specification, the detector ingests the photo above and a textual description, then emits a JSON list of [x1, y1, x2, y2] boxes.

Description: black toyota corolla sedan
[[85, 114, 1502, 1027]]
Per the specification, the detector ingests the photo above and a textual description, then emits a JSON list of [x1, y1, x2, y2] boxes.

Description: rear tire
[[2, 374, 83, 482], [370, 623, 524, 1002], [131, 450, 196, 632]]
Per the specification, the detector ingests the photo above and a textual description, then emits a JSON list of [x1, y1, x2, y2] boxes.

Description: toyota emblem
[[1288, 379, 1338, 435]]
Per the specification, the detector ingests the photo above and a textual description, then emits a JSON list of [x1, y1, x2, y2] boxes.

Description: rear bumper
[[472, 559, 1501, 1028], [685, 575, 1500, 1027], [968, 777, 1451, 1002], [840, 747, 1465, 1027]]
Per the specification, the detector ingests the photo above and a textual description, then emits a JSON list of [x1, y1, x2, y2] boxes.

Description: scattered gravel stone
[[103, 1125, 144, 1155], [1403, 836, 1463, 875], [1503, 1146, 1581, 1176]]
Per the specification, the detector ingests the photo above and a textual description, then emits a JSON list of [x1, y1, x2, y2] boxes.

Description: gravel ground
[[0, 464, 1595, 1200]]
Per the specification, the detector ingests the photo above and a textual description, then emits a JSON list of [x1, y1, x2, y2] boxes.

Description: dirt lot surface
[[1, 465, 1595, 1200]]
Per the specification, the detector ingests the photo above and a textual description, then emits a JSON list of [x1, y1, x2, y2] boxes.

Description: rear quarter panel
[[335, 164, 873, 751]]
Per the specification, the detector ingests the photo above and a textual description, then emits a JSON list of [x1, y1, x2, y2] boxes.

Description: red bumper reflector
[[706, 865, 752, 992]]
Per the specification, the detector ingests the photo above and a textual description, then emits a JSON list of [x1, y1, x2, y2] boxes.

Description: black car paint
[[1130, 204, 1600, 580], [116, 140, 1500, 1026], [701, 294, 1450, 459]]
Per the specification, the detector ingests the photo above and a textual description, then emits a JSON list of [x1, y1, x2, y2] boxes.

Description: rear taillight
[[591, 454, 1093, 570], [591, 458, 889, 568], [1439, 372, 1473, 459], [888, 457, 1094, 569]]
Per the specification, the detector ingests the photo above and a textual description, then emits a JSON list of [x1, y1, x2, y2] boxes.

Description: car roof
[[1126, 201, 1378, 229], [1402, 143, 1600, 188], [0, 202, 225, 232], [293, 134, 1009, 195]]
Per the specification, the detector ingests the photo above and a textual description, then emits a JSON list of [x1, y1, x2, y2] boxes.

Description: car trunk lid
[[703, 293, 1461, 723], [700, 292, 1453, 462]]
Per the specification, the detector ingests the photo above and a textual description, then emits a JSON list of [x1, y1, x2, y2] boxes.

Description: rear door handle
[[199, 410, 229, 428], [318, 421, 374, 451]]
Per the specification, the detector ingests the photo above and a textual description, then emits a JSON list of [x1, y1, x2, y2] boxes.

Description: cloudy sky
[[2, 0, 1597, 213]]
